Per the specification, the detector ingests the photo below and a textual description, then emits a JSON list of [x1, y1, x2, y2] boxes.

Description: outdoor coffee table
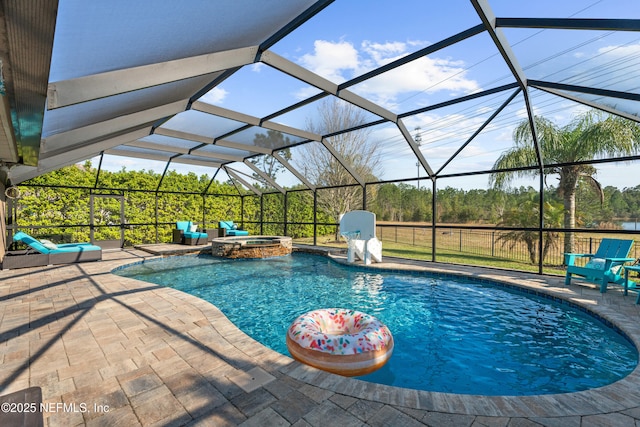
[[623, 265, 640, 304]]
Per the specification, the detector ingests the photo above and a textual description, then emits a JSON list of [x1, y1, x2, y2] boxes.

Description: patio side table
[[623, 265, 640, 304]]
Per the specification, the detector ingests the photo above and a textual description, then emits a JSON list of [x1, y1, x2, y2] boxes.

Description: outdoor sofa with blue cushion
[[218, 221, 249, 236], [172, 221, 209, 245], [1, 231, 102, 269], [564, 238, 635, 293]]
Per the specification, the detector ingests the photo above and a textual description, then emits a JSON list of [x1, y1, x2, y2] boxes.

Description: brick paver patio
[[1, 247, 639, 426]]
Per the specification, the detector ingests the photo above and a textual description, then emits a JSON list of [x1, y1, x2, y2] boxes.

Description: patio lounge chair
[[218, 221, 249, 237], [2, 231, 102, 269], [564, 238, 635, 293], [173, 221, 209, 245]]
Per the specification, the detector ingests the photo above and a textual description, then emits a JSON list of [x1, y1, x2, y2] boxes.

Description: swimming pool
[[115, 252, 638, 395]]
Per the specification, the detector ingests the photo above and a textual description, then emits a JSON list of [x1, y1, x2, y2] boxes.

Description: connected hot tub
[[211, 236, 293, 259]]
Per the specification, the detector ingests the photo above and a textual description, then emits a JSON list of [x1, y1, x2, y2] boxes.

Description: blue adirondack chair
[[564, 238, 635, 293]]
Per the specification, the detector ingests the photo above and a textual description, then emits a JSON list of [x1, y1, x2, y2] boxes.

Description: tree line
[[368, 181, 640, 226], [10, 106, 640, 251], [11, 161, 640, 247]]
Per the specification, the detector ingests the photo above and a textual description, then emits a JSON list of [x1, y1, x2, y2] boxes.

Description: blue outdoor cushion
[[177, 221, 207, 239], [14, 231, 52, 254], [219, 221, 234, 230], [13, 231, 101, 254], [218, 221, 248, 236], [184, 231, 208, 238], [176, 221, 191, 231], [49, 244, 103, 254]]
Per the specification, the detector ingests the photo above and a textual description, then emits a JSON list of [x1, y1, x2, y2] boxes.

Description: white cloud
[[515, 106, 529, 120], [293, 85, 323, 100], [361, 41, 407, 65], [597, 41, 640, 58], [299, 40, 359, 83], [477, 106, 494, 115], [198, 87, 228, 105], [358, 55, 480, 109], [295, 39, 480, 109]]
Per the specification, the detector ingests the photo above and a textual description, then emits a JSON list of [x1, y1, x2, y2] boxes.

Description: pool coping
[[2, 246, 640, 425], [119, 247, 640, 417], [317, 251, 640, 417]]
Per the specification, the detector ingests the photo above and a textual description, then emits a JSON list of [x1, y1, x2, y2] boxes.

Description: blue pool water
[[115, 253, 638, 395]]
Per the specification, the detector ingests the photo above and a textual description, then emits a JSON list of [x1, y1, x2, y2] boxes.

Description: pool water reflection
[[115, 253, 638, 395]]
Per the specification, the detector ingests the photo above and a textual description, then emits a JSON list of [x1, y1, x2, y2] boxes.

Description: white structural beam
[[272, 151, 316, 191], [41, 100, 187, 154], [9, 127, 150, 184], [127, 140, 190, 155], [224, 167, 263, 196], [5, 164, 41, 186], [153, 127, 248, 160], [244, 160, 286, 193], [320, 138, 365, 186], [192, 101, 261, 126], [189, 148, 245, 163], [104, 148, 172, 163], [194, 100, 322, 142], [261, 120, 321, 141], [170, 157, 222, 168], [105, 148, 222, 169], [396, 119, 434, 178], [261, 50, 397, 122], [260, 50, 339, 94], [337, 89, 397, 122], [154, 127, 213, 145], [471, 0, 527, 88], [38, 127, 152, 169], [48, 46, 259, 109], [214, 139, 273, 155]]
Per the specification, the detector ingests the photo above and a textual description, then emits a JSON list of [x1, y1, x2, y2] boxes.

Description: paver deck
[[1, 246, 640, 426]]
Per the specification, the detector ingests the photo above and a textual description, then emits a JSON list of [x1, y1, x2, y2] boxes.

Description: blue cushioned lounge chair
[[4, 231, 102, 268], [219, 221, 249, 236], [173, 221, 208, 245], [564, 238, 635, 293]]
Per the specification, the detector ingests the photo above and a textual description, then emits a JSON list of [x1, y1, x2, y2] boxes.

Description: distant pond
[[621, 221, 639, 231]]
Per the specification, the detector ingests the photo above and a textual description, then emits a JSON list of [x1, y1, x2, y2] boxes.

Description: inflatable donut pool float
[[286, 308, 393, 377]]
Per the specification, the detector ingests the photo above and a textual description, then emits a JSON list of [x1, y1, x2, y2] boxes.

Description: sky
[[93, 0, 640, 192]]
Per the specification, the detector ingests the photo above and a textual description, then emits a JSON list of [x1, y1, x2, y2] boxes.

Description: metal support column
[[284, 192, 288, 236], [362, 183, 367, 210], [259, 195, 264, 235], [538, 173, 544, 274], [155, 191, 159, 243], [313, 191, 318, 246], [241, 196, 246, 230], [200, 194, 205, 229], [432, 179, 437, 262]]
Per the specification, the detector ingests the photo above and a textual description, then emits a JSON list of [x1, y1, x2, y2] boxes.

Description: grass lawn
[[293, 236, 565, 275], [294, 223, 639, 282]]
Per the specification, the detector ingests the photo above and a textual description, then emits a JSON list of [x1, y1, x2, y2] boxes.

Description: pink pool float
[[286, 308, 394, 377]]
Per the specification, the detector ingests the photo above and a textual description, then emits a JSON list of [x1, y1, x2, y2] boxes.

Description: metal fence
[[377, 224, 640, 266]]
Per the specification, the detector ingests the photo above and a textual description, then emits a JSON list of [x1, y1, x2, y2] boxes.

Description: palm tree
[[490, 111, 640, 254], [496, 191, 564, 265]]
